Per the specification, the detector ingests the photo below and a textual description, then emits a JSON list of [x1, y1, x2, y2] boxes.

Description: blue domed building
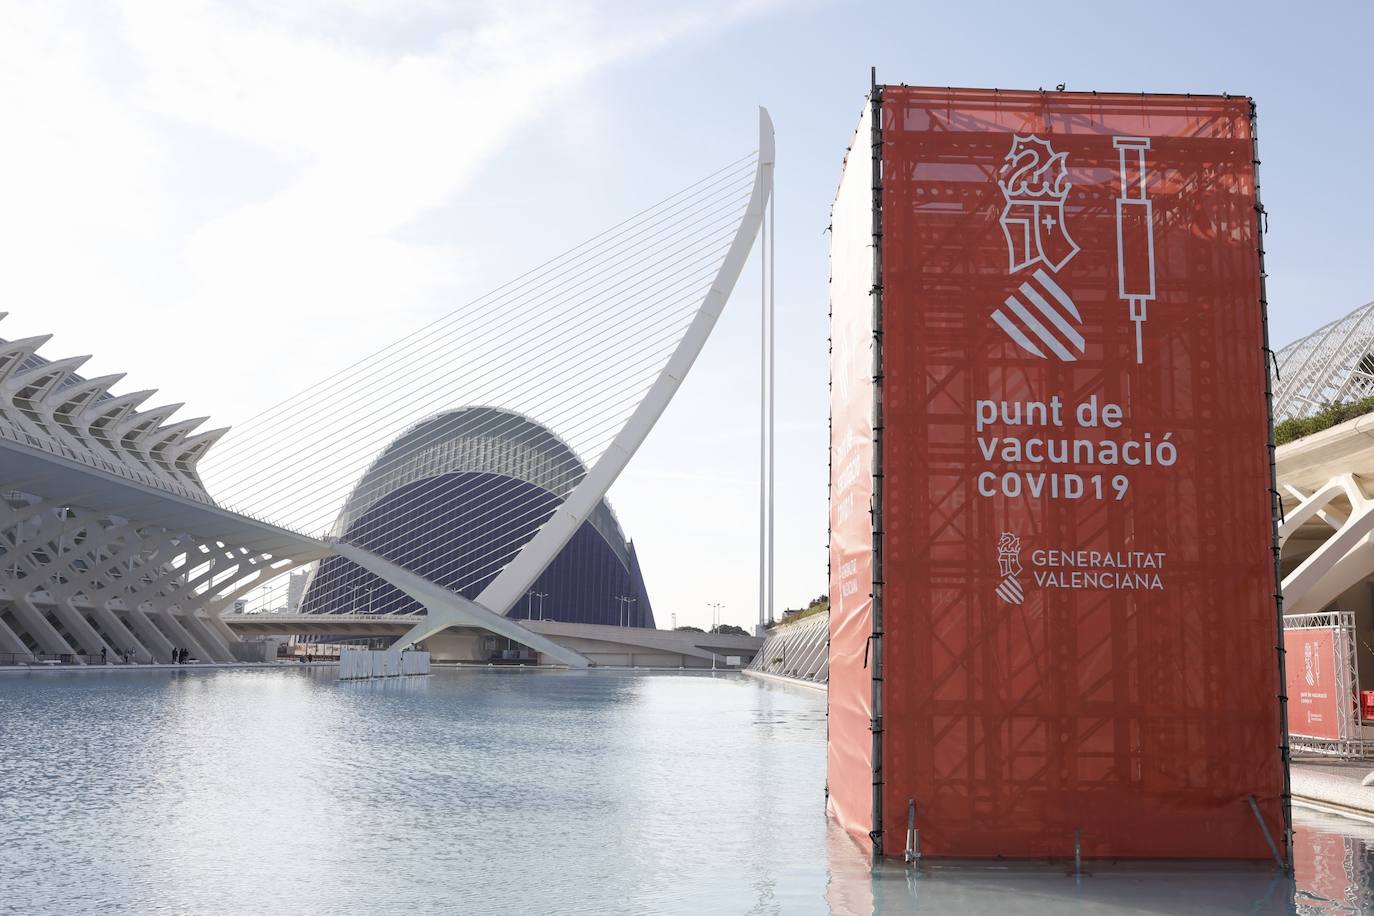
[[300, 407, 654, 629]]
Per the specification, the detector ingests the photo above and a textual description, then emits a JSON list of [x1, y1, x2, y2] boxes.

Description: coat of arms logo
[[995, 531, 1024, 605], [991, 135, 1086, 363], [998, 135, 1079, 274]]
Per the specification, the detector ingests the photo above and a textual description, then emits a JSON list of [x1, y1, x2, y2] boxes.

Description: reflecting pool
[[0, 667, 1370, 914]]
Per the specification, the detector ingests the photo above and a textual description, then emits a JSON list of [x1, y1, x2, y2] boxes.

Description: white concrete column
[[8, 593, 78, 657], [177, 611, 234, 663], [0, 613, 33, 660], [89, 603, 148, 663], [48, 595, 117, 660], [146, 603, 215, 662], [120, 605, 176, 663]]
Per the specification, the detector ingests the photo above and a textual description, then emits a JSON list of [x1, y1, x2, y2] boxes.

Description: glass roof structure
[[1272, 302, 1374, 423]]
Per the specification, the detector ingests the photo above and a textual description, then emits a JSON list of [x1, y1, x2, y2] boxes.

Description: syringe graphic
[[1113, 137, 1156, 363]]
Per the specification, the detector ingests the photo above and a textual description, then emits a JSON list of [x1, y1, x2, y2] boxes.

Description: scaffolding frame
[[1285, 610, 1374, 757]]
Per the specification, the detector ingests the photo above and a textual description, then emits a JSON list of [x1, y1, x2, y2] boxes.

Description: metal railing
[[0, 652, 224, 666], [0, 651, 112, 666]]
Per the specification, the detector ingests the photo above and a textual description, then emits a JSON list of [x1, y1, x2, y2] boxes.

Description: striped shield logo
[[994, 135, 1083, 361], [991, 268, 1085, 361]]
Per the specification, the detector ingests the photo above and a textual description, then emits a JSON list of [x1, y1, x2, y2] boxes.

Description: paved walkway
[[1291, 758, 1374, 822]]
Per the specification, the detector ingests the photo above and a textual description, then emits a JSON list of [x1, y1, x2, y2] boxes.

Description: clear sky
[[1, 0, 1369, 631]]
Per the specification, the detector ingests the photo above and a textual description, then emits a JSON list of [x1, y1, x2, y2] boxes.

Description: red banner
[[827, 101, 875, 839], [1286, 629, 1342, 740], [832, 87, 1287, 860]]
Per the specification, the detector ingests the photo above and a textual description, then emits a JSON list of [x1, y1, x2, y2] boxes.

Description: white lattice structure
[[746, 611, 828, 684], [1273, 301, 1374, 423], [0, 322, 312, 664], [1279, 472, 1374, 617]]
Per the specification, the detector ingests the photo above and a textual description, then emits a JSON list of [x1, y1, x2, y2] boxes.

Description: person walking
[[100, 647, 107, 665]]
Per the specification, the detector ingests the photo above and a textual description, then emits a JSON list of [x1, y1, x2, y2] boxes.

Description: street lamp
[[533, 591, 547, 621], [707, 602, 724, 670]]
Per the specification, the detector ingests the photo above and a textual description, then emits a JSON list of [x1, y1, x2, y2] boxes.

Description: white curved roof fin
[[9, 354, 92, 398], [172, 426, 231, 470], [83, 389, 158, 431], [114, 402, 184, 440], [0, 335, 55, 386], [151, 416, 208, 440], [54, 373, 127, 416]]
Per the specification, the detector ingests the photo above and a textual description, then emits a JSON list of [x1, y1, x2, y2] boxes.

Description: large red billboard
[[829, 86, 1288, 860]]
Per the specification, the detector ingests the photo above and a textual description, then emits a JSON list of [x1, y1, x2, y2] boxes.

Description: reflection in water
[[816, 796, 1374, 914], [0, 667, 1371, 914]]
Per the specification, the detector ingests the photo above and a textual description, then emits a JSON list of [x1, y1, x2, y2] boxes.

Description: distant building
[[299, 406, 655, 628], [286, 572, 308, 614]]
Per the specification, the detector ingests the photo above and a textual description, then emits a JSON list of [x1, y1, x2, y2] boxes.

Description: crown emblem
[[997, 134, 1078, 275], [998, 135, 1071, 204]]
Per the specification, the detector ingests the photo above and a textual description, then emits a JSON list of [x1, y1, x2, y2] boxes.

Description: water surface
[[0, 667, 1368, 914]]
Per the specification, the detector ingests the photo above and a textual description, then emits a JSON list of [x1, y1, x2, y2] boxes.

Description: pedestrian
[[100, 647, 107, 665]]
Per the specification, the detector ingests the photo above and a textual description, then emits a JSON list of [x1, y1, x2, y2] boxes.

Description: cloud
[[0, 0, 780, 419]]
